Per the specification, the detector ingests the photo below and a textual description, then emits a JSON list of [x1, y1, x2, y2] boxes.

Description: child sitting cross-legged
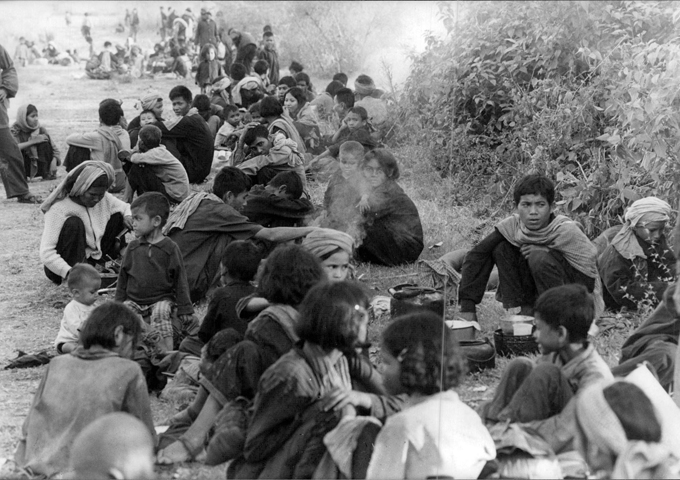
[[120, 125, 190, 204], [197, 240, 264, 344], [481, 283, 613, 455], [365, 311, 496, 479], [311, 106, 377, 167], [115, 192, 195, 354], [242, 170, 313, 228], [54, 263, 101, 354], [15, 302, 155, 478]]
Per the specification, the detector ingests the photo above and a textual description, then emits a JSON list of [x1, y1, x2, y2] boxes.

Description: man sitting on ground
[[165, 166, 315, 302], [242, 171, 313, 228], [458, 174, 601, 322]]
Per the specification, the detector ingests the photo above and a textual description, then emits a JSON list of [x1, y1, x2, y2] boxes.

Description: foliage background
[[395, 0, 680, 237]]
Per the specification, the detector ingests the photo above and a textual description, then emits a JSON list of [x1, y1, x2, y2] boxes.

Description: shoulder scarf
[[41, 161, 114, 213]]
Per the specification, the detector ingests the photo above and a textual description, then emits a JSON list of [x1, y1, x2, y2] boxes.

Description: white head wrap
[[610, 197, 671, 260], [41, 161, 114, 213]]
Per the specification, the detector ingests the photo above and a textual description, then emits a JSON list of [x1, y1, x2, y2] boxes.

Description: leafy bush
[[396, 1, 680, 236]]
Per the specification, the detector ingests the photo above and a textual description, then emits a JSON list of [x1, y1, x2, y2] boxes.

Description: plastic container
[[500, 315, 534, 336], [444, 320, 477, 342]]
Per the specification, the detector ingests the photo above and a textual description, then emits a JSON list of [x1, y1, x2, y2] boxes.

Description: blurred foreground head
[[68, 412, 155, 480]]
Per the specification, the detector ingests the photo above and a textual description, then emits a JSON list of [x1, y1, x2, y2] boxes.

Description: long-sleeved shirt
[[130, 145, 190, 203], [0, 43, 19, 129], [66, 125, 130, 191], [40, 194, 131, 279], [197, 280, 255, 343], [14, 346, 155, 477], [258, 47, 280, 86], [158, 114, 213, 184], [54, 300, 96, 348], [194, 18, 218, 48], [115, 236, 193, 315]]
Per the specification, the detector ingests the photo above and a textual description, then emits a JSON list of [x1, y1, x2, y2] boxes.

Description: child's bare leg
[[61, 342, 78, 354]]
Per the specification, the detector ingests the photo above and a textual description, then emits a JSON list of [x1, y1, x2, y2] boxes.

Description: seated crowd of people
[[4, 24, 680, 480]]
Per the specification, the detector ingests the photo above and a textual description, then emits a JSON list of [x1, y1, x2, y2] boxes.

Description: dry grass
[[0, 55, 640, 480]]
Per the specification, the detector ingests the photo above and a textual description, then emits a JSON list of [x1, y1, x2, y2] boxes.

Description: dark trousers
[[611, 340, 676, 390], [236, 44, 257, 73], [123, 162, 171, 202], [0, 127, 29, 199], [44, 212, 126, 284], [481, 358, 574, 423], [493, 240, 594, 309]]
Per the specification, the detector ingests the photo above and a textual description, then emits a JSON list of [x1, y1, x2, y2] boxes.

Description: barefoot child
[[54, 263, 101, 354], [115, 192, 194, 353], [15, 303, 154, 478], [366, 311, 495, 479]]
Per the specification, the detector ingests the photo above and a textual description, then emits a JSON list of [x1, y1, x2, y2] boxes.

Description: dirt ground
[[0, 62, 633, 479]]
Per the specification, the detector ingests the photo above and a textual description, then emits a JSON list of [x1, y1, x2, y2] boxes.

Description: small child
[[192, 93, 222, 139], [138, 109, 157, 127], [288, 60, 303, 77], [235, 124, 306, 188], [253, 59, 271, 92], [198, 240, 263, 343], [121, 125, 190, 204], [313, 106, 377, 166], [54, 263, 101, 354], [302, 228, 354, 282], [15, 303, 154, 478], [115, 192, 194, 353], [481, 283, 613, 454], [320, 141, 366, 231], [242, 171, 313, 228], [196, 44, 224, 93], [215, 104, 243, 151], [68, 412, 155, 480], [366, 311, 496, 479]]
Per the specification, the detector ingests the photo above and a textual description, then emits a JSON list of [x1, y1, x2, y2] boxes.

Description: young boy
[[294, 72, 315, 102], [115, 192, 194, 353], [333, 87, 355, 120], [54, 263, 101, 354], [138, 110, 157, 128], [310, 106, 377, 168], [289, 60, 303, 77], [332, 72, 348, 87], [215, 105, 243, 151], [120, 125, 190, 204], [253, 59, 271, 93], [458, 174, 601, 323], [197, 240, 263, 343], [235, 124, 306, 187], [68, 412, 155, 480], [258, 31, 279, 87], [192, 93, 222, 139], [243, 171, 313, 228], [481, 284, 613, 454], [319, 141, 366, 231]]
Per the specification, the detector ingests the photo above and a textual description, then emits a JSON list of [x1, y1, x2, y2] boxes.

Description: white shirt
[[366, 390, 496, 479], [54, 300, 96, 347]]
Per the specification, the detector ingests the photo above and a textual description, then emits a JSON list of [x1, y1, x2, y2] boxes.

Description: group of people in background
[[2, 6, 680, 480]]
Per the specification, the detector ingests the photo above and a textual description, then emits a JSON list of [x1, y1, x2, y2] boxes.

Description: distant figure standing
[[258, 31, 279, 86], [195, 8, 219, 50], [130, 9, 140, 42], [65, 10, 71, 26], [81, 13, 92, 45], [0, 43, 41, 204], [124, 9, 130, 26], [160, 7, 167, 39]]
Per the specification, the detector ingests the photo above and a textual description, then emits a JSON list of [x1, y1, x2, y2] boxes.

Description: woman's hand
[[321, 388, 372, 412], [32, 134, 49, 144]]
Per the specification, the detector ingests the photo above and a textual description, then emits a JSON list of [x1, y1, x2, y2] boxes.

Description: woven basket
[[494, 328, 539, 357]]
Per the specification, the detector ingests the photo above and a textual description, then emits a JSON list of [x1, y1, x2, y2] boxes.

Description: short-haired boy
[[258, 31, 279, 87], [197, 240, 264, 343], [215, 105, 243, 152], [120, 125, 190, 204], [482, 284, 613, 453], [276, 76, 296, 103], [458, 174, 601, 323], [332, 72, 348, 87], [115, 192, 194, 353], [54, 263, 101, 354], [333, 87, 355, 119], [243, 171, 313, 228]]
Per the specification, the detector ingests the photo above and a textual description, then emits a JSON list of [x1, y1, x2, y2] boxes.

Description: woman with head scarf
[[40, 161, 133, 285], [598, 197, 675, 311], [10, 104, 61, 180], [575, 379, 680, 479]]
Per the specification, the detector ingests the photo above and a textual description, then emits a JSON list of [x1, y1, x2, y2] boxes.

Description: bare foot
[[156, 441, 190, 464], [458, 311, 478, 323]]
